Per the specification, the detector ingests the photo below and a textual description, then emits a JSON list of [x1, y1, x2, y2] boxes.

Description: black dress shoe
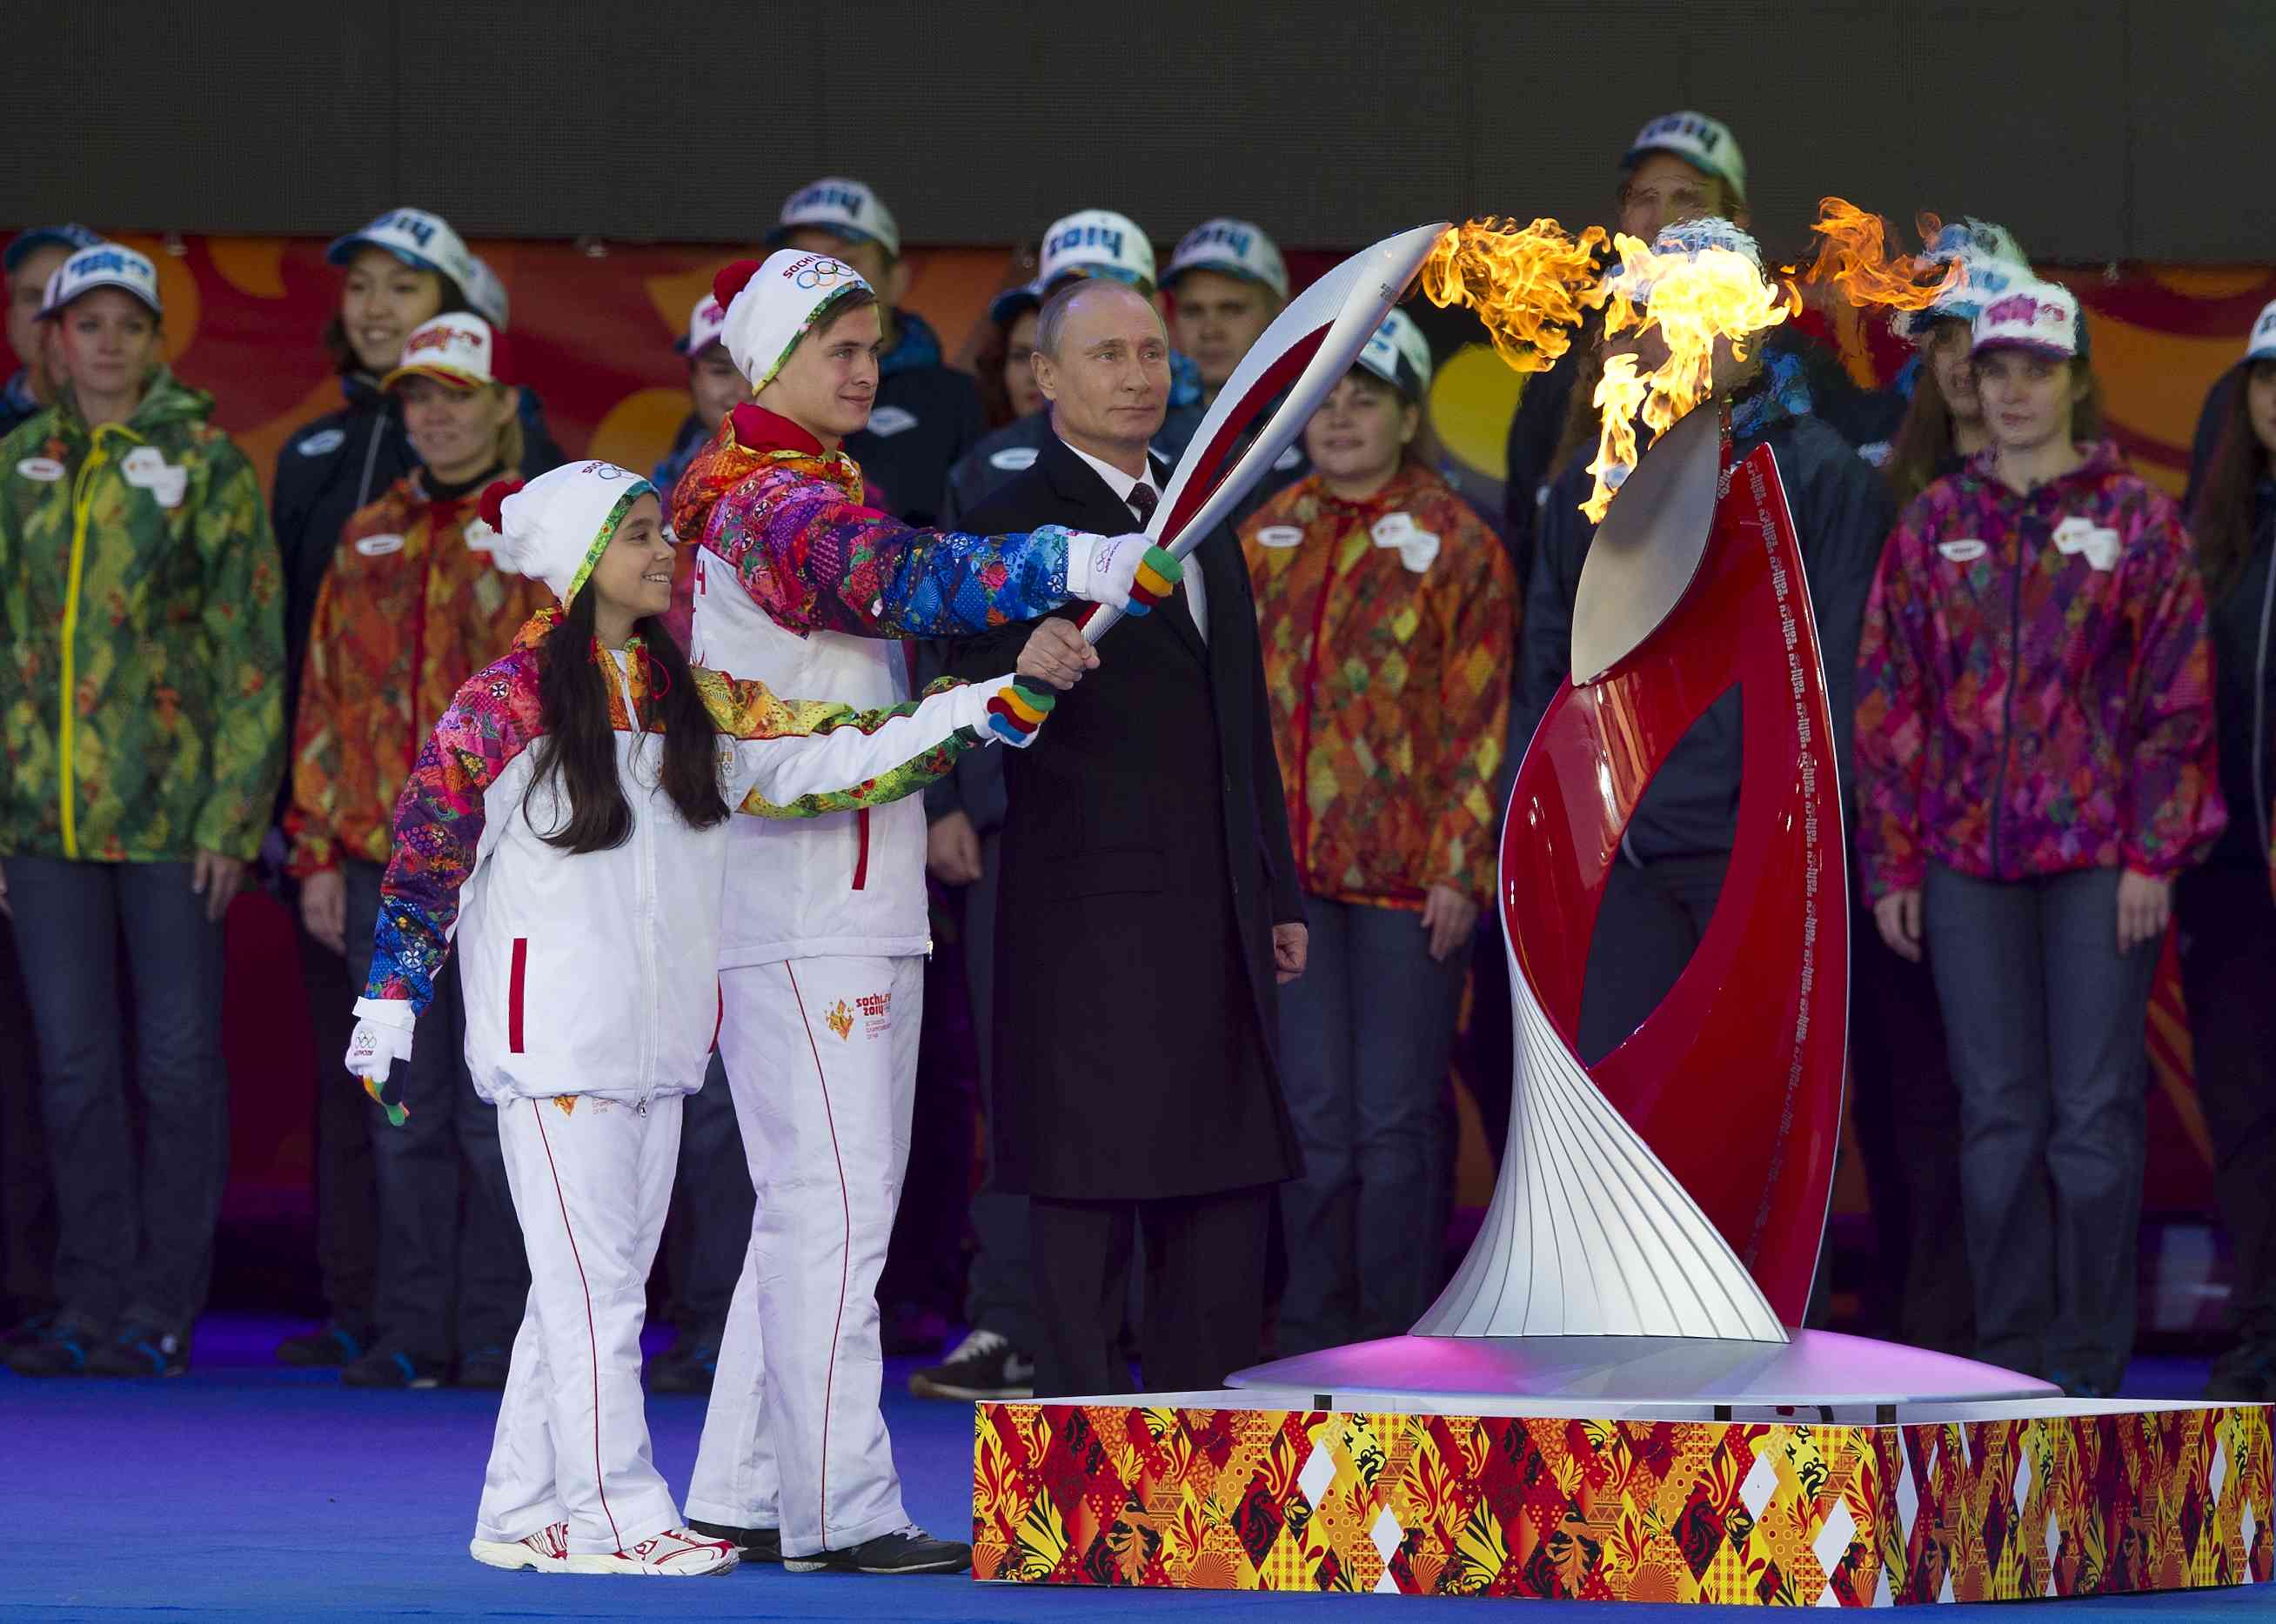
[[783, 1526, 970, 1574], [687, 1519, 780, 1562]]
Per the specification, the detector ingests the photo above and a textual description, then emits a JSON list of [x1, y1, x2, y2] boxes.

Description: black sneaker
[[277, 1320, 371, 1367], [2206, 1342, 2276, 1402], [647, 1335, 720, 1396], [86, 1320, 190, 1378], [785, 1526, 972, 1575], [456, 1345, 511, 1389], [686, 1520, 780, 1562], [3, 1313, 104, 1377], [1, 1308, 57, 1352], [342, 1345, 448, 1388], [909, 1328, 1034, 1400]]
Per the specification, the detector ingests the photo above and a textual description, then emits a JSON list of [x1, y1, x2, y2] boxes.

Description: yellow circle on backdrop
[[1428, 343, 1527, 484]]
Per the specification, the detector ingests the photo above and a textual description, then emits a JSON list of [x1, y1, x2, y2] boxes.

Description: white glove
[[1065, 531, 1182, 615], [346, 998, 416, 1126]]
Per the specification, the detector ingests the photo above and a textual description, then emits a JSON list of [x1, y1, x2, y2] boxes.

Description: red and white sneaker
[[469, 1521, 572, 1572], [566, 1527, 740, 1576]]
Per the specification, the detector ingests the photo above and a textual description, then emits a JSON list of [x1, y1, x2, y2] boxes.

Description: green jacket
[[0, 370, 285, 863]]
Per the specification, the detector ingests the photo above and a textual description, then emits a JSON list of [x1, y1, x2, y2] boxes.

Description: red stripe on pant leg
[[509, 938, 527, 1053], [852, 809, 869, 891], [785, 962, 854, 1550], [532, 1101, 623, 1554]]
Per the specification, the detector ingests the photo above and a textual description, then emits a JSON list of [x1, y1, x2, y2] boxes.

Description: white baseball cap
[[37, 242, 162, 319], [989, 208, 1156, 324], [1972, 280, 2082, 360], [1623, 110, 1748, 204], [1356, 309, 1433, 398], [1910, 218, 2030, 333], [715, 251, 875, 391], [464, 255, 510, 330], [2247, 299, 2276, 363], [678, 291, 728, 358], [480, 461, 656, 608], [1165, 218, 1288, 301], [326, 208, 479, 299], [768, 177, 901, 259], [380, 313, 500, 391], [1601, 216, 1765, 307]]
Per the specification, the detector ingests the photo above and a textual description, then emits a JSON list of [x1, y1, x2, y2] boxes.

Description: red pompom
[[713, 257, 765, 313], [477, 477, 525, 533]]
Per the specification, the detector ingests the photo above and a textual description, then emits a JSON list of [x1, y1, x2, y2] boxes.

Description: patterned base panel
[[973, 1400, 2272, 1603]]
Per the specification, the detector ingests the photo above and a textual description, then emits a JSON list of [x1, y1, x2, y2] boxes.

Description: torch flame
[[1419, 217, 1608, 376], [1579, 231, 1796, 521], [1783, 197, 1962, 314]]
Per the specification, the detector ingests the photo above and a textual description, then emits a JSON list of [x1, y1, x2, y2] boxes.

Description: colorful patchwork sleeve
[[2119, 511, 2226, 877], [191, 445, 288, 859], [1851, 512, 1931, 899], [694, 666, 978, 819], [705, 468, 1081, 638], [364, 655, 544, 1014], [1428, 522, 1517, 904], [284, 571, 346, 877]]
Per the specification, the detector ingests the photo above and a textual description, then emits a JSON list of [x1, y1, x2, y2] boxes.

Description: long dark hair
[[1884, 360, 1958, 507], [523, 588, 729, 853], [2192, 362, 2274, 601]]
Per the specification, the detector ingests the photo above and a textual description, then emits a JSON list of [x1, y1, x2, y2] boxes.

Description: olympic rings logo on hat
[[790, 257, 854, 290], [578, 460, 636, 481]]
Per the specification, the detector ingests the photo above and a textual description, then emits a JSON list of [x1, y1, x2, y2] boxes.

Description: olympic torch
[[1079, 222, 1451, 645]]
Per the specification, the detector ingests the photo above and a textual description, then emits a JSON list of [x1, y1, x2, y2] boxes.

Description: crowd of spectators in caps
[[2, 104, 2273, 1413]]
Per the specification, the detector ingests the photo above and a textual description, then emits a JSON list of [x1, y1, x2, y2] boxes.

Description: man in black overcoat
[[947, 278, 1306, 1398]]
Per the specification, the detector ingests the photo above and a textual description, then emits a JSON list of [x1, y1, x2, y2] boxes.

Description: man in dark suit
[[948, 278, 1306, 1399]]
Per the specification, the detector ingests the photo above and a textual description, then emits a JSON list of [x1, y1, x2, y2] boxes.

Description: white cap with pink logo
[[1971, 280, 2084, 360], [380, 313, 502, 391]]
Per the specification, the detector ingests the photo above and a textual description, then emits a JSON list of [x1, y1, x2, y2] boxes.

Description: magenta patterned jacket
[[1854, 439, 2226, 899]]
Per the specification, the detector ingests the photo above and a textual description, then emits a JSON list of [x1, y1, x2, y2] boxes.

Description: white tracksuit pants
[[477, 1092, 684, 1556], [686, 954, 922, 1557]]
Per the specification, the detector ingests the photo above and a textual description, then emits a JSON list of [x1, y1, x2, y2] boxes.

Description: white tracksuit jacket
[[355, 612, 1009, 1090]]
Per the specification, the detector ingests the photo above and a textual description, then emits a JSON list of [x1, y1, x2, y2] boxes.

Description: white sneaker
[[565, 1527, 740, 1576], [469, 1521, 572, 1572]]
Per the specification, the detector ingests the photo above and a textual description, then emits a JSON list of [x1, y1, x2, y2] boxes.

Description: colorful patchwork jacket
[[359, 609, 1015, 1101], [667, 404, 1080, 639], [1854, 439, 2226, 898], [287, 473, 552, 876], [0, 371, 284, 863], [1241, 463, 1516, 909]]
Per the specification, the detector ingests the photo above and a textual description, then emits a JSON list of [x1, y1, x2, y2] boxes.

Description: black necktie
[[1128, 481, 1158, 527]]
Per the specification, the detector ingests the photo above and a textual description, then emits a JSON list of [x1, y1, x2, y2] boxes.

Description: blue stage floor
[[0, 1316, 2262, 1621]]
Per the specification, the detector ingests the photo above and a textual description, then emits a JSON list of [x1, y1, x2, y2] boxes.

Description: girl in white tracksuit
[[343, 461, 1051, 1577]]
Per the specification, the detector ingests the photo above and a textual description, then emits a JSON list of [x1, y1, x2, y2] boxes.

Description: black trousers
[[295, 892, 377, 1333], [1846, 898, 1974, 1353], [0, 919, 54, 1315], [2176, 865, 2276, 1355], [1576, 852, 1730, 1066], [660, 1052, 753, 1343], [1029, 1186, 1271, 1399]]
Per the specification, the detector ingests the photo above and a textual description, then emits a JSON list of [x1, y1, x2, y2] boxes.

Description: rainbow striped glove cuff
[[985, 678, 1056, 747], [1127, 545, 1181, 615]]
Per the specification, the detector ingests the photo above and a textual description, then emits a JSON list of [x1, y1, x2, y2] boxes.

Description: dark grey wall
[[7, 0, 2266, 261]]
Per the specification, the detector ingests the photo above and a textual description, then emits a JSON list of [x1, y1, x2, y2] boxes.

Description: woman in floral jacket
[[1854, 280, 2225, 1397], [0, 244, 284, 1378], [1239, 311, 1515, 1353]]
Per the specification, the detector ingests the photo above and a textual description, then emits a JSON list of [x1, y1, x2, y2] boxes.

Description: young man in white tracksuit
[[344, 461, 1060, 1577], [664, 251, 1178, 1574]]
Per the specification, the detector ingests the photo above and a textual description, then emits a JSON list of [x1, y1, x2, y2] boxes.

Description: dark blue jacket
[[1520, 394, 1895, 862]]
